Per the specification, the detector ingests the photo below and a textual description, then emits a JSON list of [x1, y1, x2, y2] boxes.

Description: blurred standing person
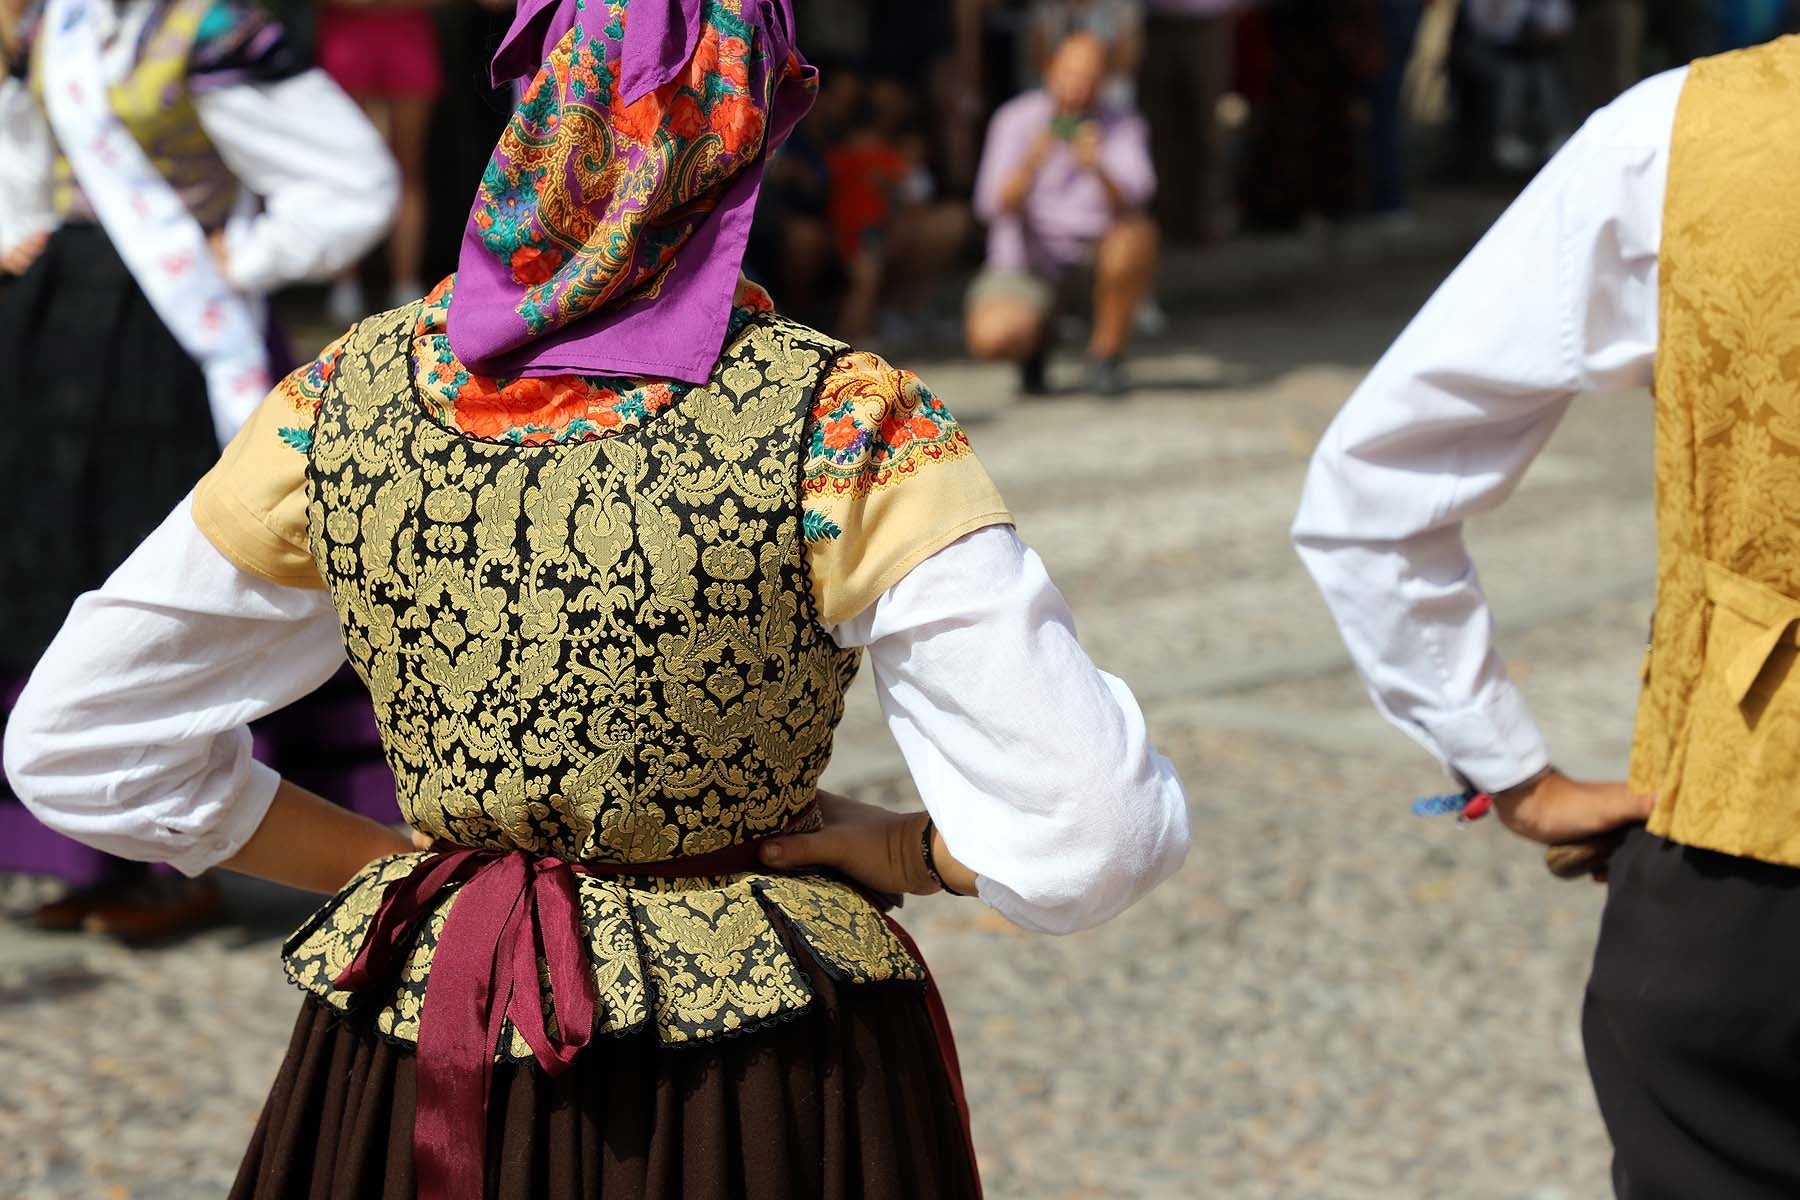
[[1569, 0, 1717, 115], [1465, 0, 1575, 170], [1240, 0, 1381, 232], [1717, 0, 1790, 45], [967, 31, 1156, 396], [1367, 0, 1429, 224], [316, 0, 444, 320], [0, 0, 395, 935], [1138, 0, 1242, 243], [1297, 44, 1800, 1196]]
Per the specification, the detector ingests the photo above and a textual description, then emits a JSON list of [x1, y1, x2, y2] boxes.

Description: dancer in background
[[5, 0, 1189, 1193], [0, 0, 396, 937], [316, 0, 444, 320], [1297, 42, 1800, 1196]]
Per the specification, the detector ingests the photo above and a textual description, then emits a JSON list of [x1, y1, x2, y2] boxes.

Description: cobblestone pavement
[[0, 220, 1651, 1199]]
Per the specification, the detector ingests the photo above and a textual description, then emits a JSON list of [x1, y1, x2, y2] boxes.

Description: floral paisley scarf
[[447, 0, 815, 384]]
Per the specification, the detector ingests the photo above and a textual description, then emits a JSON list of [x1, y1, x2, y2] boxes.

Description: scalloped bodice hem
[[282, 852, 927, 1063]]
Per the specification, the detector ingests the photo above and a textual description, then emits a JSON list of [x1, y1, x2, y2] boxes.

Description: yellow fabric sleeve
[[802, 351, 1012, 627], [191, 328, 355, 589]]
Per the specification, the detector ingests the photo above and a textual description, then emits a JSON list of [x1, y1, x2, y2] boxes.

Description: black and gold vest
[[282, 302, 924, 1054]]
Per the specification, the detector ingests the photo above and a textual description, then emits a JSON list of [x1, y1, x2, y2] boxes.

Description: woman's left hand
[[760, 790, 978, 898]]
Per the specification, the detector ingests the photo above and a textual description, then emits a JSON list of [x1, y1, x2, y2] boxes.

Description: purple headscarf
[[447, 0, 815, 384]]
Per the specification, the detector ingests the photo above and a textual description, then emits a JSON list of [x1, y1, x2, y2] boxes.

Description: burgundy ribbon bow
[[334, 848, 596, 1200]]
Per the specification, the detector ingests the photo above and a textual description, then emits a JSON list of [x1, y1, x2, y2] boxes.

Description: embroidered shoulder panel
[[270, 325, 356, 455], [290, 301, 925, 1046], [803, 351, 975, 507]]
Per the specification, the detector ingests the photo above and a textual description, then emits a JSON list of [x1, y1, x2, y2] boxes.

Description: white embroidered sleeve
[[0, 74, 56, 257]]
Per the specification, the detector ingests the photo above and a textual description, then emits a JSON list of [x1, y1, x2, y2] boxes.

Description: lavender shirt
[[972, 90, 1155, 276]]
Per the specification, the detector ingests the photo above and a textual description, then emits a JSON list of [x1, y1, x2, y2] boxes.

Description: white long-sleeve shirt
[[1291, 67, 1684, 794], [0, 0, 394, 290], [3, 508, 1190, 935]]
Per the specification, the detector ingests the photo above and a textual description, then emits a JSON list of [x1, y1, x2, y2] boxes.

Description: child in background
[[826, 79, 973, 343]]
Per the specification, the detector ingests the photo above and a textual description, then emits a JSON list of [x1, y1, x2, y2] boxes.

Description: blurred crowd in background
[[288, 0, 1800, 395], [3, 0, 1798, 940]]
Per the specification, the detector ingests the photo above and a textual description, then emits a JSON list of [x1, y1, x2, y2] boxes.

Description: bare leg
[[386, 94, 434, 301], [1088, 214, 1158, 361], [965, 296, 1045, 363]]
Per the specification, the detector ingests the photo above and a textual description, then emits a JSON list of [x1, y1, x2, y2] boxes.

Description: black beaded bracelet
[[920, 816, 966, 897]]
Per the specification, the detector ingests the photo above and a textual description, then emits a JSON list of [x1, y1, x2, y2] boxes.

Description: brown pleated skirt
[[231, 954, 981, 1200]]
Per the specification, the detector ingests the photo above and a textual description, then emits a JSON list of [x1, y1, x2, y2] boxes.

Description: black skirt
[[0, 223, 219, 671], [232, 946, 982, 1200]]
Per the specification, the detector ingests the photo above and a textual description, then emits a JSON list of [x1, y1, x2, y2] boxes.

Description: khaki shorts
[[966, 263, 1093, 319]]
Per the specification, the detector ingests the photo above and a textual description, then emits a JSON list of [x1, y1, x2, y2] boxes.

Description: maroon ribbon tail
[[334, 850, 596, 1200]]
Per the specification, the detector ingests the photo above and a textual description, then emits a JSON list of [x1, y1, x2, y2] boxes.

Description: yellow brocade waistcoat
[[1631, 36, 1800, 865], [281, 303, 924, 1056], [31, 0, 239, 231]]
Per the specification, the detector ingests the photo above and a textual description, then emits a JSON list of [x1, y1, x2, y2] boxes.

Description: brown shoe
[[29, 882, 112, 932], [81, 876, 226, 944]]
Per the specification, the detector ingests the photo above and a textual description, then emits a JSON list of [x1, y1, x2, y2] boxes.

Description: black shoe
[[1019, 346, 1050, 396], [1086, 356, 1127, 398]]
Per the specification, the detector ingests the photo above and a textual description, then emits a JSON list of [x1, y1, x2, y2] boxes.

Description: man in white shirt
[[1294, 40, 1800, 1198]]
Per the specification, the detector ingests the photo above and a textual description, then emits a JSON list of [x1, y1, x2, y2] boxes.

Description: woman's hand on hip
[[0, 230, 47, 276], [760, 790, 978, 898]]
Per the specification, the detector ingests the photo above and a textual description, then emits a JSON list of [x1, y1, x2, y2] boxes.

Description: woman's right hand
[[0, 230, 47, 276]]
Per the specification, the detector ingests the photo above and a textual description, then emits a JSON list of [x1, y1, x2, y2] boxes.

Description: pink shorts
[[316, 7, 444, 100]]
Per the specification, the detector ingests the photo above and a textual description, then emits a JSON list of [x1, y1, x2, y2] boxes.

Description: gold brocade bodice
[[1630, 36, 1800, 865], [281, 303, 924, 1053]]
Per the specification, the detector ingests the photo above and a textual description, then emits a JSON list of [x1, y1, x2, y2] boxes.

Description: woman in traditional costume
[[0, 0, 397, 934], [4, 0, 1191, 1194]]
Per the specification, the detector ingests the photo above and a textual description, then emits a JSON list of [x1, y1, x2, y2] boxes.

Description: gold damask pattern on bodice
[[283, 302, 923, 1052], [1631, 36, 1800, 866]]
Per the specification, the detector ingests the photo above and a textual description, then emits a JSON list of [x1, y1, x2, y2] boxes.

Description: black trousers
[[1583, 826, 1800, 1198]]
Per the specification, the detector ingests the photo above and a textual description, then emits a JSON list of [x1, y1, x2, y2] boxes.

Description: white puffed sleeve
[[3, 497, 348, 876], [196, 68, 397, 294], [831, 525, 1191, 934], [0, 73, 56, 257]]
